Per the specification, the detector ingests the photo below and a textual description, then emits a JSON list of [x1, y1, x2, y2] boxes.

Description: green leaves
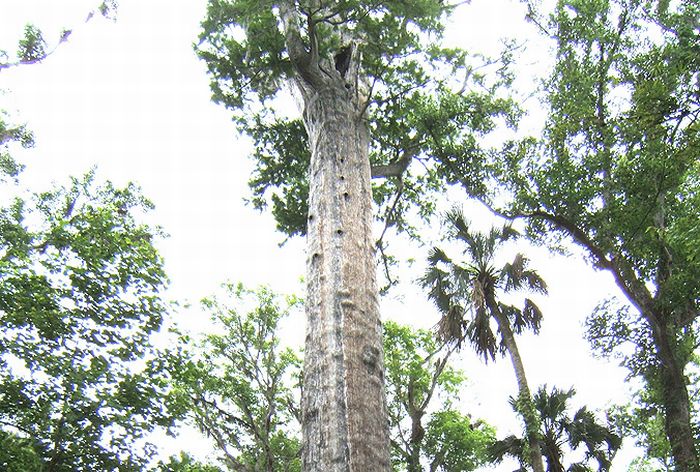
[[16, 24, 46, 63], [197, 0, 518, 242], [164, 283, 302, 471], [424, 410, 495, 472], [0, 173, 170, 470], [383, 320, 494, 472]]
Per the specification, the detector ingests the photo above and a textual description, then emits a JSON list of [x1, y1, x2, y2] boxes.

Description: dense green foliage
[[154, 452, 225, 472], [461, 0, 700, 467], [0, 7, 186, 469], [0, 172, 172, 471], [164, 284, 303, 471], [165, 285, 494, 472]]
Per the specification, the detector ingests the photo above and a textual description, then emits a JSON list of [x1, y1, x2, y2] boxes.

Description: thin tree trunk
[[300, 83, 391, 471], [407, 408, 424, 472], [491, 303, 545, 472]]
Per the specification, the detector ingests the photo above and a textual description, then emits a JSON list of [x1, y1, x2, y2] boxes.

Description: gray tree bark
[[300, 83, 391, 471], [277, 4, 392, 469]]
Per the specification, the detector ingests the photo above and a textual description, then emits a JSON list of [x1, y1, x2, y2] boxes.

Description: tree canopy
[[2, 0, 698, 469], [461, 0, 699, 467], [196, 0, 517, 244], [0, 172, 173, 471]]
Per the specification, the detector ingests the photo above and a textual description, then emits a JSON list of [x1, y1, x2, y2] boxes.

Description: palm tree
[[422, 208, 547, 472], [490, 386, 622, 472]]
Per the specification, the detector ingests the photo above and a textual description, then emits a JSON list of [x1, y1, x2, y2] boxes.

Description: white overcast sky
[[1, 1, 642, 469]]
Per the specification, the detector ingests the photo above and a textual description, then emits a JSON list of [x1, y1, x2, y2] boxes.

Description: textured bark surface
[[609, 259, 699, 471], [652, 316, 699, 471], [300, 84, 390, 471]]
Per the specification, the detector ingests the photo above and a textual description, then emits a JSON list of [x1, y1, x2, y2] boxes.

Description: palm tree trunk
[[491, 301, 545, 472]]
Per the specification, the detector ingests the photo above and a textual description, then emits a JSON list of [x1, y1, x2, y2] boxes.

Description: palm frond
[[534, 385, 574, 421], [426, 246, 451, 266], [516, 299, 543, 334], [499, 223, 520, 243], [466, 305, 498, 361], [488, 434, 526, 464], [445, 207, 474, 248], [435, 304, 468, 348], [522, 269, 548, 294], [422, 247, 455, 315], [502, 254, 548, 296], [502, 253, 526, 292]]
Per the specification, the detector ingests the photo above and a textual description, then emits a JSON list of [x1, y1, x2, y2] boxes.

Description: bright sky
[[1, 1, 642, 469]]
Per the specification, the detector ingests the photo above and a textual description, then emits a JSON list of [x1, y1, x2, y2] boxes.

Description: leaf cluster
[[383, 320, 495, 471], [163, 283, 303, 472], [491, 385, 622, 472], [0, 172, 171, 470], [481, 0, 699, 310]]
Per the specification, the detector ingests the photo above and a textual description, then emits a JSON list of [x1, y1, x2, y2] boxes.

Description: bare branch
[[0, 3, 109, 73]]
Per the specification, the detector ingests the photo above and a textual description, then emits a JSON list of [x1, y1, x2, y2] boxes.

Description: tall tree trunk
[[651, 315, 699, 471], [492, 303, 545, 472], [300, 83, 391, 471], [609, 256, 699, 471]]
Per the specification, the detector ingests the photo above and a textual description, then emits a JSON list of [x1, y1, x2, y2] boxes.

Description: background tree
[[195, 1, 520, 468], [422, 208, 548, 472], [462, 1, 700, 468], [490, 386, 622, 472], [0, 172, 173, 471], [166, 285, 493, 472], [164, 283, 302, 472], [589, 300, 700, 470], [153, 452, 225, 472], [383, 320, 494, 472], [0, 109, 33, 182]]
